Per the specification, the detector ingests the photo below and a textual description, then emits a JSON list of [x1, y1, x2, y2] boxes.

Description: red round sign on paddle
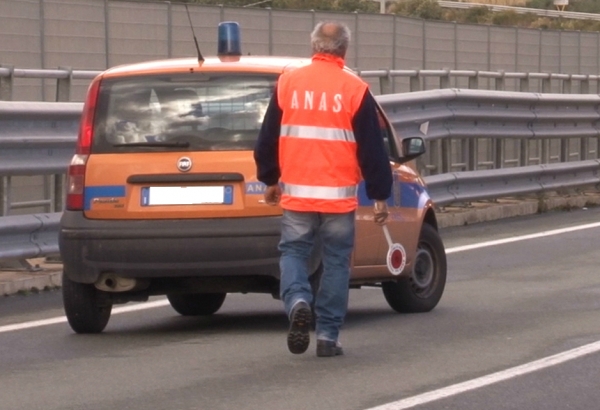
[[383, 225, 406, 276]]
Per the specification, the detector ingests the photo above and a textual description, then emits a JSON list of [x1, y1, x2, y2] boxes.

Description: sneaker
[[316, 339, 344, 357], [287, 301, 311, 354]]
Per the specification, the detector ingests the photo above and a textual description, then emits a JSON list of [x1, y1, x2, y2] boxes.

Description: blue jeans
[[278, 209, 355, 342]]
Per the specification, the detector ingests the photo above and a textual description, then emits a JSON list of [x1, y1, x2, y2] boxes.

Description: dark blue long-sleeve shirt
[[254, 86, 392, 201]]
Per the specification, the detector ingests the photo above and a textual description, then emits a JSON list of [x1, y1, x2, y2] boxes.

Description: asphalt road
[[2, 207, 600, 410]]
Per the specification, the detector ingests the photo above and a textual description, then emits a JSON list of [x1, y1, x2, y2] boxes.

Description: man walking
[[254, 21, 393, 357]]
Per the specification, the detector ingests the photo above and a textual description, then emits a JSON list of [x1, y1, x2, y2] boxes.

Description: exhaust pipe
[[95, 273, 143, 292]]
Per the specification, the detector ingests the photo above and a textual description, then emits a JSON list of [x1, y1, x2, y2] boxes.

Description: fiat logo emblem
[[177, 157, 192, 172]]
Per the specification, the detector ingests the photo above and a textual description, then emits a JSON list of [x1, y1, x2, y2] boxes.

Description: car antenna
[[184, 3, 204, 63]]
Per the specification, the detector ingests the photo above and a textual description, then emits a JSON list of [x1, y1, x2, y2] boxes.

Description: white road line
[[364, 341, 600, 410], [445, 221, 600, 254], [0, 299, 170, 334]]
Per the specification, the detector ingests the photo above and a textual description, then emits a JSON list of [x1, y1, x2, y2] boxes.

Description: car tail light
[[76, 77, 101, 155], [66, 78, 101, 210], [66, 154, 88, 210]]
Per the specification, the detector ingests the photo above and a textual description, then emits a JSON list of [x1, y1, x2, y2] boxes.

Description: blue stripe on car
[[84, 186, 126, 210], [357, 180, 428, 208]]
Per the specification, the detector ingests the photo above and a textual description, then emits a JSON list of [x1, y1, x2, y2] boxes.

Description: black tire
[[62, 274, 112, 334], [167, 293, 226, 316], [382, 223, 447, 313]]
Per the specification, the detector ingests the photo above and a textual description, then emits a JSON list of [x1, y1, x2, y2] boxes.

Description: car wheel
[[382, 223, 447, 313], [167, 293, 226, 316], [62, 274, 112, 334]]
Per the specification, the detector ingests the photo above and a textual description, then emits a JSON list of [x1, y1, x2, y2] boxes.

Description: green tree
[[171, 0, 600, 32], [524, 0, 553, 9], [185, 0, 377, 12], [463, 6, 492, 24], [390, 0, 443, 20], [271, 0, 333, 11], [491, 10, 520, 26], [570, 0, 600, 13], [333, 0, 379, 13]]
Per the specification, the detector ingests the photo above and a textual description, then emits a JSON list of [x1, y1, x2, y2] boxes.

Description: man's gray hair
[[310, 21, 351, 58]]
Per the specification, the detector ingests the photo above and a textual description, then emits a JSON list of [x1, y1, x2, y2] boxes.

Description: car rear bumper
[[59, 211, 282, 284]]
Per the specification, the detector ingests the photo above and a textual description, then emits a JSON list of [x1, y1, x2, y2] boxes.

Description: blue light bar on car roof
[[218, 21, 242, 57]]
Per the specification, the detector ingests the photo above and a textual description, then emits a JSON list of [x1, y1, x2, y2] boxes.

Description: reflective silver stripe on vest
[[282, 183, 357, 200], [280, 124, 356, 143]]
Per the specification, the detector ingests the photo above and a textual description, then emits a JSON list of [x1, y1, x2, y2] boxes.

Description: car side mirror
[[399, 137, 426, 164]]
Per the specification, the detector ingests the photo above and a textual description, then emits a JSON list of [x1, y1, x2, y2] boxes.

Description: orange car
[[59, 23, 446, 333]]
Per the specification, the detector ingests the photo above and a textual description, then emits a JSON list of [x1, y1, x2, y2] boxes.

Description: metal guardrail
[[0, 66, 99, 102], [1, 89, 600, 267], [377, 88, 600, 205], [0, 213, 60, 262], [437, 1, 600, 22], [357, 69, 600, 95], [3, 66, 600, 102], [0, 101, 81, 216], [379, 88, 600, 173], [426, 160, 600, 206]]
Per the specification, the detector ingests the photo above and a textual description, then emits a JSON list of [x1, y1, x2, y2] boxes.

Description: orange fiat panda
[[59, 22, 446, 334]]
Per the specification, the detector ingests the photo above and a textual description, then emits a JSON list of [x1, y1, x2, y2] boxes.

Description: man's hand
[[264, 184, 282, 206], [373, 200, 389, 225]]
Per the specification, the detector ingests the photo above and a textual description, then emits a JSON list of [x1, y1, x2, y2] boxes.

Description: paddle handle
[[382, 224, 393, 247]]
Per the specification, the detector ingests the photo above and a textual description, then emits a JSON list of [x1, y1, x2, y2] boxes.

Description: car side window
[[375, 106, 397, 160]]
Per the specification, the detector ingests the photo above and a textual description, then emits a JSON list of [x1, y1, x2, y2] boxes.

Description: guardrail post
[[494, 138, 504, 169], [467, 138, 477, 171], [440, 68, 450, 89], [379, 70, 392, 95], [1, 176, 9, 216], [56, 66, 72, 102], [580, 78, 590, 94], [520, 139, 529, 166], [542, 76, 551, 93], [409, 71, 421, 92], [428, 140, 440, 175], [519, 75, 529, 92], [441, 139, 450, 173], [562, 76, 572, 94], [495, 70, 505, 91], [53, 175, 64, 212], [580, 137, 589, 160], [468, 73, 478, 90], [541, 139, 550, 164], [0, 64, 14, 101], [560, 138, 569, 162]]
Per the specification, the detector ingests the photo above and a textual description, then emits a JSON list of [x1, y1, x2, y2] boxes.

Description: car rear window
[[91, 73, 277, 153]]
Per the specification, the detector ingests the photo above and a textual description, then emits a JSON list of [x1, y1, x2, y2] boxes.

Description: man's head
[[310, 21, 351, 59]]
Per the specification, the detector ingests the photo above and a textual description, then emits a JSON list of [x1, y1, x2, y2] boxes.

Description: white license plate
[[141, 186, 233, 206]]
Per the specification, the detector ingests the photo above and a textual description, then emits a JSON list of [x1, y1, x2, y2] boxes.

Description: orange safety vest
[[277, 53, 368, 213]]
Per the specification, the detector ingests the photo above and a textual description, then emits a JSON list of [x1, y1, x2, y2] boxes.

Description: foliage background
[[180, 0, 600, 32]]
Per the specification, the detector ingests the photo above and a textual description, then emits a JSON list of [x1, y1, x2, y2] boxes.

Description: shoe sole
[[287, 306, 311, 354], [316, 346, 344, 357]]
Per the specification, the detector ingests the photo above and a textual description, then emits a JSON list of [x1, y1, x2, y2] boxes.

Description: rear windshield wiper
[[112, 141, 190, 148]]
